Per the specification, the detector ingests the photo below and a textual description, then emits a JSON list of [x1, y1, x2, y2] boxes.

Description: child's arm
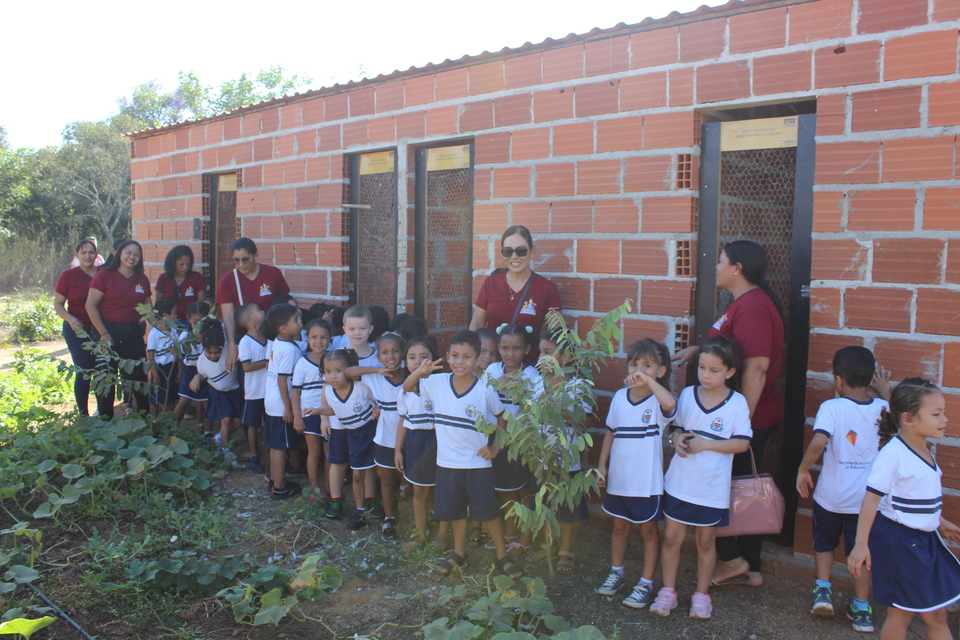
[[189, 371, 206, 393], [403, 358, 443, 392], [478, 413, 506, 460], [796, 432, 829, 498], [278, 374, 294, 423], [848, 491, 883, 577], [624, 372, 677, 414], [305, 388, 335, 416], [345, 366, 397, 379], [394, 419, 407, 473], [146, 350, 157, 384], [686, 434, 751, 455], [940, 517, 960, 545], [291, 388, 306, 432], [242, 360, 268, 372], [596, 430, 615, 488], [871, 364, 892, 401]]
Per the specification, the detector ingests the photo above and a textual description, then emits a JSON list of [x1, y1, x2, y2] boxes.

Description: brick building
[[128, 0, 960, 557]]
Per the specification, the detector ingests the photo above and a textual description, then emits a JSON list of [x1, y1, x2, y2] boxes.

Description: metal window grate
[[675, 239, 694, 277], [676, 154, 694, 189], [352, 151, 398, 310]]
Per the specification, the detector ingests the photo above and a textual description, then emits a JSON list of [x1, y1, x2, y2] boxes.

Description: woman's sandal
[[435, 551, 467, 576], [523, 546, 555, 564], [467, 527, 487, 548], [556, 550, 575, 574], [506, 542, 531, 559], [497, 555, 524, 580]]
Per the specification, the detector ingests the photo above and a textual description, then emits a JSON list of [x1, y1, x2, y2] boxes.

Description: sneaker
[[847, 602, 875, 633], [595, 571, 626, 596], [689, 592, 712, 620], [214, 433, 222, 446], [622, 583, 655, 609], [325, 498, 344, 519], [649, 587, 678, 618], [382, 519, 398, 541], [270, 480, 301, 500], [366, 497, 385, 519], [346, 509, 367, 530], [811, 585, 834, 616], [247, 455, 265, 474]]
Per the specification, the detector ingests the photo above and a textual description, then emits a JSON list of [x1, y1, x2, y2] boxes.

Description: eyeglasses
[[232, 256, 253, 264], [501, 246, 529, 258]]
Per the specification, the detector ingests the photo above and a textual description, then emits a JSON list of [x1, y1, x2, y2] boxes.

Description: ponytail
[[878, 377, 940, 447]]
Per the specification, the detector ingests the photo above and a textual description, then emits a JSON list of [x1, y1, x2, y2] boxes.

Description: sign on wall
[[426, 145, 471, 171], [720, 116, 798, 151], [359, 150, 396, 175]]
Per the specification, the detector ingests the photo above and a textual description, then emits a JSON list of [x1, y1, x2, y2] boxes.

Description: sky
[[2, 0, 728, 150]]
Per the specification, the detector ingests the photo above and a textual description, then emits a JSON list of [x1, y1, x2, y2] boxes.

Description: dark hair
[[833, 346, 876, 389], [722, 240, 785, 320], [497, 323, 537, 347], [234, 302, 261, 329], [399, 316, 428, 342], [323, 348, 358, 370], [449, 329, 481, 357], [163, 245, 195, 278], [626, 338, 672, 389], [195, 315, 221, 336], [102, 240, 144, 274], [878, 377, 940, 447], [112, 238, 127, 252], [369, 305, 390, 342], [698, 336, 743, 390], [266, 303, 299, 335], [186, 301, 210, 319], [344, 305, 372, 325], [404, 334, 440, 362], [154, 299, 176, 317], [501, 225, 534, 249], [272, 294, 298, 308], [329, 306, 346, 334], [390, 313, 413, 332], [304, 318, 333, 340], [377, 331, 404, 351], [76, 237, 97, 253], [232, 237, 258, 255], [201, 325, 226, 350], [540, 326, 564, 346]]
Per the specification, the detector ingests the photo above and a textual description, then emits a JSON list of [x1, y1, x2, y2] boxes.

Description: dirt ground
[[0, 337, 71, 371]]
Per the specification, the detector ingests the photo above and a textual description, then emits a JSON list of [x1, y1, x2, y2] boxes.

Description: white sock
[[639, 577, 653, 587], [611, 565, 624, 575]]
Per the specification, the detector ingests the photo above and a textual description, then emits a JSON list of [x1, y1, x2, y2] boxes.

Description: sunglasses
[[501, 246, 529, 258], [232, 256, 253, 264]]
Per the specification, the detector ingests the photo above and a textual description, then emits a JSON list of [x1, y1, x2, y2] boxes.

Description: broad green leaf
[[489, 633, 536, 640], [129, 435, 155, 448], [59, 464, 84, 479], [4, 565, 39, 584], [126, 457, 147, 476], [0, 485, 22, 500], [252, 587, 297, 625], [166, 436, 189, 454], [31, 502, 57, 519], [35, 460, 56, 474], [156, 471, 184, 487], [0, 616, 55, 638], [96, 438, 125, 452]]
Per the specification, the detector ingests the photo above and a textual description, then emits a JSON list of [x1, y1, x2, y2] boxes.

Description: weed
[[1, 295, 61, 343]]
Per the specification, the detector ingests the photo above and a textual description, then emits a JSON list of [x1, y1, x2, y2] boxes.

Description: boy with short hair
[[404, 329, 523, 580], [263, 303, 303, 499], [796, 346, 890, 633], [342, 305, 380, 367], [237, 303, 268, 474]]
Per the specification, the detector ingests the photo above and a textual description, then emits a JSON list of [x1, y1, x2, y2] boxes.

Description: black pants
[[715, 423, 777, 573], [92, 320, 148, 419], [62, 322, 97, 416]]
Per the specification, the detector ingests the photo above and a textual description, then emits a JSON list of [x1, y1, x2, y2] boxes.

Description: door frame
[[347, 151, 400, 309], [696, 113, 816, 541]]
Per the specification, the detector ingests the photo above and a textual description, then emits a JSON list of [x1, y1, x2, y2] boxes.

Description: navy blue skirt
[[663, 492, 729, 528], [205, 386, 243, 422], [403, 430, 438, 487], [178, 364, 208, 401], [603, 493, 664, 524], [493, 444, 530, 492], [870, 513, 960, 612]]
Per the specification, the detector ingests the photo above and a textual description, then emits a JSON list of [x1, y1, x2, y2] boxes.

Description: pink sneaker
[[689, 592, 712, 620], [649, 587, 678, 617]]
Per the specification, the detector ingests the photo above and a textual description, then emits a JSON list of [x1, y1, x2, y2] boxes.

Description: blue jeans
[[62, 322, 97, 416]]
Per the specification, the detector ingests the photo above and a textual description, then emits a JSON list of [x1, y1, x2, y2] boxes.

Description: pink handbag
[[716, 447, 785, 538]]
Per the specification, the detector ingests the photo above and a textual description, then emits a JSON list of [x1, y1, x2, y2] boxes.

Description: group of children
[[143, 297, 960, 638]]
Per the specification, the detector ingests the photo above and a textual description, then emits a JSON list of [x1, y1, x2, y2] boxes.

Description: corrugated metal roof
[[127, 0, 813, 139]]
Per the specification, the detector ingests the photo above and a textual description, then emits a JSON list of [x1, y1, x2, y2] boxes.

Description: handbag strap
[[745, 445, 760, 478], [233, 269, 244, 306], [509, 273, 537, 325]]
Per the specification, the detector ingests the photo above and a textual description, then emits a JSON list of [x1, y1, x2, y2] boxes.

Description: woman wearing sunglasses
[[215, 237, 291, 371], [469, 225, 561, 360]]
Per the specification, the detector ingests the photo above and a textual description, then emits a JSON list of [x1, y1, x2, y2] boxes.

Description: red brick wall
[[130, 0, 960, 557]]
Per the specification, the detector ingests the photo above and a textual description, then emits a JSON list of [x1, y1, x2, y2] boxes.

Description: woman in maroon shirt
[[155, 245, 206, 327], [85, 240, 153, 418], [469, 225, 562, 351], [672, 240, 785, 587], [54, 238, 100, 415]]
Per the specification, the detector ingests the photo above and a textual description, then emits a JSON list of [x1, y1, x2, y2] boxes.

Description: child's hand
[[293, 417, 305, 433], [478, 442, 499, 460], [940, 518, 960, 545], [394, 450, 404, 473], [283, 408, 294, 423], [418, 358, 443, 376], [871, 364, 892, 400], [320, 416, 332, 438], [378, 366, 399, 375], [684, 433, 707, 454], [596, 465, 607, 488], [624, 371, 654, 388], [796, 471, 815, 498], [147, 369, 157, 385], [847, 544, 871, 577], [498, 372, 514, 384], [303, 406, 322, 416], [372, 405, 381, 420], [189, 377, 199, 393]]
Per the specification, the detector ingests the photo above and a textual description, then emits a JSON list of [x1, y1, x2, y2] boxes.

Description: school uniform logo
[[135, 284, 145, 294], [711, 417, 724, 432], [465, 405, 479, 419], [184, 286, 195, 297], [642, 408, 652, 423], [846, 430, 858, 447], [424, 399, 434, 412], [259, 284, 271, 296], [712, 314, 728, 330], [519, 299, 536, 315], [352, 401, 363, 413]]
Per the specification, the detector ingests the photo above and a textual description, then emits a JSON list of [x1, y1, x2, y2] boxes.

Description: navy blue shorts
[[434, 466, 499, 523], [813, 501, 859, 556], [264, 415, 296, 450], [603, 493, 664, 524], [534, 471, 590, 524], [328, 429, 349, 464], [492, 444, 530, 492], [241, 398, 264, 428], [178, 364, 208, 401], [302, 414, 326, 437], [205, 386, 243, 422], [374, 443, 396, 469], [402, 430, 437, 487], [151, 362, 177, 406], [327, 421, 375, 470], [663, 492, 729, 527]]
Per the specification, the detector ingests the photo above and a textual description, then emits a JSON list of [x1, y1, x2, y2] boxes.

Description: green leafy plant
[[2, 296, 61, 344], [0, 615, 55, 639], [0, 349, 72, 430]]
